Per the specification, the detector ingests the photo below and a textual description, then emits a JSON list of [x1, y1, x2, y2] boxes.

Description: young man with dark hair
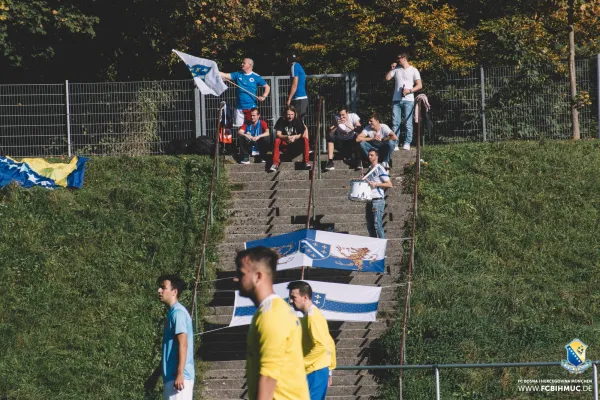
[[363, 148, 392, 238], [356, 113, 397, 170], [385, 52, 422, 151], [157, 274, 194, 400], [234, 247, 310, 400], [325, 107, 362, 171], [288, 281, 336, 400], [286, 52, 308, 121], [238, 107, 271, 164], [271, 105, 311, 172]]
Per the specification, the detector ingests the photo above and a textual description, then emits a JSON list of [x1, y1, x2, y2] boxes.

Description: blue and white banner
[[229, 280, 382, 327], [245, 229, 387, 273], [173, 50, 228, 96]]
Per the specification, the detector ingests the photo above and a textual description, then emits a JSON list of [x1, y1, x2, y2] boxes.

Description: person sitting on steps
[[238, 107, 271, 164], [325, 107, 362, 171], [270, 105, 311, 172], [356, 113, 397, 170]]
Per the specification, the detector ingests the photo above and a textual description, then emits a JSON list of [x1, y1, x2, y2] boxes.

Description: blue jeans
[[366, 198, 385, 238], [359, 140, 394, 163], [392, 100, 415, 146]]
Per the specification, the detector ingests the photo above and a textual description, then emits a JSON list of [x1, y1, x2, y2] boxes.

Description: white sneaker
[[403, 143, 411, 151], [381, 161, 390, 170], [394, 144, 400, 151]]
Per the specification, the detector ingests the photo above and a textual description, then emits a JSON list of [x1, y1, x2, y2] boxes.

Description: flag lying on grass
[[245, 229, 387, 273], [173, 50, 228, 96], [229, 280, 382, 327], [0, 156, 88, 189]]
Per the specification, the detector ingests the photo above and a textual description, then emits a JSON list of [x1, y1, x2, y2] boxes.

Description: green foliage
[[0, 155, 228, 399], [0, 0, 97, 67], [374, 141, 600, 398]]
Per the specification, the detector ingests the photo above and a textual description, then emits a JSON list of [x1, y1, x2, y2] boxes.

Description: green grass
[[374, 141, 600, 399], [0, 155, 228, 399]]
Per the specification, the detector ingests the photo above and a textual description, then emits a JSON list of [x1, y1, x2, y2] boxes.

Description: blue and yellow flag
[[0, 156, 88, 189]]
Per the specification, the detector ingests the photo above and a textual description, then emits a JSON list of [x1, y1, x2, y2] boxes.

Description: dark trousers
[[239, 136, 271, 159]]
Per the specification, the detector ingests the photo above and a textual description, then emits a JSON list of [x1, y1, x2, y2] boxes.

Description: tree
[[0, 0, 97, 71]]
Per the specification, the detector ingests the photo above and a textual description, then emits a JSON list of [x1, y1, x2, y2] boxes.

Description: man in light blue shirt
[[158, 274, 194, 400], [286, 52, 308, 121]]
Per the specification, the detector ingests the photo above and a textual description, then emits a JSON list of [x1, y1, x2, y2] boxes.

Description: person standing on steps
[[385, 52, 422, 151], [220, 58, 270, 127], [234, 247, 310, 400], [157, 274, 195, 400], [286, 52, 308, 122], [363, 148, 392, 238], [288, 281, 336, 400]]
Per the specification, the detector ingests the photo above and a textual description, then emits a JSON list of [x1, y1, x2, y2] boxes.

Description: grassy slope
[[0, 156, 227, 399], [376, 141, 600, 399]]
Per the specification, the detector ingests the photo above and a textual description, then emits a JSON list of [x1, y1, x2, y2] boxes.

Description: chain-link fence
[[1, 58, 599, 157], [357, 57, 599, 144]]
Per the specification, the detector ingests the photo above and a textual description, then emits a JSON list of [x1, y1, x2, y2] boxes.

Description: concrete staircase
[[199, 150, 415, 399]]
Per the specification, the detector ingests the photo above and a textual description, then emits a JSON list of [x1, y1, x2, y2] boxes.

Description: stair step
[[224, 220, 406, 234], [201, 383, 378, 397], [228, 193, 411, 210], [224, 213, 407, 226]]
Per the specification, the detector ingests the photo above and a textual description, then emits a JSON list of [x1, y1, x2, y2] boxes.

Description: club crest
[[300, 239, 331, 260], [312, 292, 326, 309], [187, 64, 212, 81], [561, 339, 592, 374]]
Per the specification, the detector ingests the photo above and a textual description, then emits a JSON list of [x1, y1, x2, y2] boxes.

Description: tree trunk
[[568, 0, 580, 140]]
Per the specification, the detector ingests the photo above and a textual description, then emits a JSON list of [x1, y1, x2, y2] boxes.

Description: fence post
[[272, 77, 280, 125], [194, 87, 202, 137], [65, 80, 72, 157], [350, 73, 358, 113], [200, 93, 207, 137], [597, 54, 600, 139], [435, 367, 441, 400], [593, 363, 598, 400], [345, 73, 351, 110], [480, 66, 487, 142]]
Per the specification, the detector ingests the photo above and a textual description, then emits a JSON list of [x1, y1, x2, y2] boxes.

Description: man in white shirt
[[385, 52, 422, 151], [356, 114, 398, 170], [363, 149, 392, 238], [325, 108, 362, 171]]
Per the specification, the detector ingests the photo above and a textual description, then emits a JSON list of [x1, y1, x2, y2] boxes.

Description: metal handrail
[[191, 102, 224, 327], [336, 361, 599, 400], [302, 96, 323, 280], [398, 97, 426, 399]]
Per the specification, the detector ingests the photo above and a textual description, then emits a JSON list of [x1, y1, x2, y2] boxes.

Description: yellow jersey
[[301, 305, 337, 374], [246, 295, 310, 400]]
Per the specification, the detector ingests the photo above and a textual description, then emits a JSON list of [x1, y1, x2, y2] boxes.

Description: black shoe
[[304, 162, 312, 170], [240, 156, 250, 165], [325, 160, 334, 170]]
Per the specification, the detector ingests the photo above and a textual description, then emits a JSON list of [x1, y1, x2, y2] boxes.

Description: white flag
[[245, 229, 387, 273], [229, 280, 382, 327], [173, 50, 228, 96]]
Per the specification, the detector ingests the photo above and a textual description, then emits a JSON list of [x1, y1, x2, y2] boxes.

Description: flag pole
[[223, 78, 260, 100]]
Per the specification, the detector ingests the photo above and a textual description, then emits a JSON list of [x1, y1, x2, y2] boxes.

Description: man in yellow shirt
[[233, 247, 310, 400], [287, 281, 337, 400]]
